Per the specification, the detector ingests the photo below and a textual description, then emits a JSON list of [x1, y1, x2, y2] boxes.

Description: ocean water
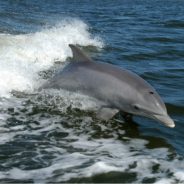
[[0, 0, 184, 183]]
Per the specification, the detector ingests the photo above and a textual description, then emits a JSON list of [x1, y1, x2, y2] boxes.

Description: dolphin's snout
[[153, 114, 175, 128]]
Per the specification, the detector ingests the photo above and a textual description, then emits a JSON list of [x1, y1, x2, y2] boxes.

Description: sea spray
[[0, 19, 103, 97]]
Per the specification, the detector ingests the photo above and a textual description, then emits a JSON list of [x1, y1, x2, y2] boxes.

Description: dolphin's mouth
[[152, 114, 175, 128]]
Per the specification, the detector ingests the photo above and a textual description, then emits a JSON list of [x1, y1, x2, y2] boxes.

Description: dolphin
[[42, 44, 175, 128]]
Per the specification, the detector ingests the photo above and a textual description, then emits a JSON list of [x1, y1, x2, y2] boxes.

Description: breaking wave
[[0, 19, 103, 98]]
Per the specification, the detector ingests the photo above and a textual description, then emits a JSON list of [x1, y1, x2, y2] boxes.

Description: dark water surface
[[0, 0, 184, 183]]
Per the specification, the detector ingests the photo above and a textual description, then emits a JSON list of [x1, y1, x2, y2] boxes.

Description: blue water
[[0, 0, 184, 183]]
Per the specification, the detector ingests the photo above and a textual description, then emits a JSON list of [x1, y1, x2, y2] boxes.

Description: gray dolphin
[[43, 44, 175, 128]]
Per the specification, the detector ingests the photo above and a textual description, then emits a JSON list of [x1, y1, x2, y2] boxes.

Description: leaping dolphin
[[42, 44, 175, 128]]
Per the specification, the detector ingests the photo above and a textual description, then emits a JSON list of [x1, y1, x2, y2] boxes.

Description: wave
[[0, 19, 103, 98]]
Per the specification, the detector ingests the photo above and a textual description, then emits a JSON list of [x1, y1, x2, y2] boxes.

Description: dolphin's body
[[43, 44, 175, 128]]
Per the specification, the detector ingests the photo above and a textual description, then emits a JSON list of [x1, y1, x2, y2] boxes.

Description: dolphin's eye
[[134, 105, 139, 110], [149, 91, 154, 94]]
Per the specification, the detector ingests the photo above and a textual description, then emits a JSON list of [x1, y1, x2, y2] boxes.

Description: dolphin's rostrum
[[43, 44, 175, 128]]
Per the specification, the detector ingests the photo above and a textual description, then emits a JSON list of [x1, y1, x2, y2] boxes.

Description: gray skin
[[43, 44, 175, 128]]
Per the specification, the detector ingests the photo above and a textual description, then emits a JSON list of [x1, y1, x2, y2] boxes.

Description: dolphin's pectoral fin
[[96, 108, 119, 121], [69, 44, 93, 62]]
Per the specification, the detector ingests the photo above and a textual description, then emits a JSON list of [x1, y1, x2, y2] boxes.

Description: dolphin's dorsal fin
[[69, 44, 92, 62]]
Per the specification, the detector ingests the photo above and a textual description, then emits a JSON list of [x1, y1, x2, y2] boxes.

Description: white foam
[[0, 116, 184, 183], [174, 171, 184, 181], [37, 89, 103, 112], [0, 19, 103, 98], [85, 162, 121, 177], [154, 179, 174, 184]]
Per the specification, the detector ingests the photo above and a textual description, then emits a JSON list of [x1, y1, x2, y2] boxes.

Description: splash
[[0, 19, 103, 97]]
